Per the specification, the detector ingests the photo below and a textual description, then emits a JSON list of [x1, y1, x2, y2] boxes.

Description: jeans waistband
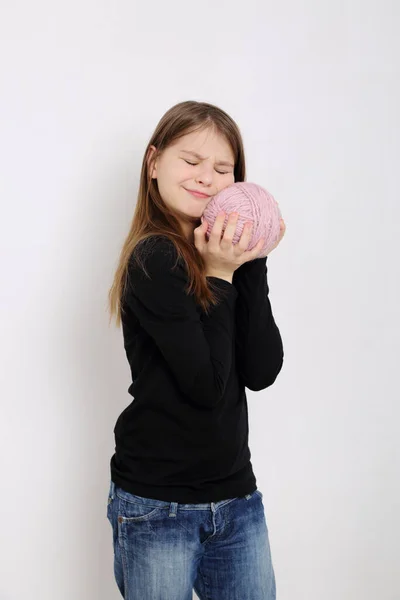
[[108, 479, 255, 515]]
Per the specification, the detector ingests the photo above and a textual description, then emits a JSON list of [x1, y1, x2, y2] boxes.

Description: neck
[[179, 217, 201, 244]]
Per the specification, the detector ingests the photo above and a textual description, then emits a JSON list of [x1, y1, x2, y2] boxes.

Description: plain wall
[[1, 1, 399, 598]]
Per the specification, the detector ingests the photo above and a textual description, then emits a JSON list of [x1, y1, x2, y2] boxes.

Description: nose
[[195, 163, 214, 186]]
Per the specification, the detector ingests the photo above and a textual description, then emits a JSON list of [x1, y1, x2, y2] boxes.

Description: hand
[[194, 212, 265, 276]]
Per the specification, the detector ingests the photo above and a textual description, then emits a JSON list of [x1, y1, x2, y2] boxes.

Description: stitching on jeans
[[118, 514, 130, 599]]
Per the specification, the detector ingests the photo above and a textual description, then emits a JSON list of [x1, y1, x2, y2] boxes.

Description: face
[[147, 127, 235, 237]]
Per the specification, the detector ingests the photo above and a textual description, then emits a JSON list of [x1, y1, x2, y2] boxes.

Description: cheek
[[168, 164, 191, 183], [160, 166, 188, 187], [219, 175, 235, 191], [179, 169, 194, 183]]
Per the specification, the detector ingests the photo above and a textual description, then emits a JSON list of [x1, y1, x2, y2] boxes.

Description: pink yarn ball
[[200, 182, 282, 258]]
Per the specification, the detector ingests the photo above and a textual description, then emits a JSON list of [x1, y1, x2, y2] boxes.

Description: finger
[[241, 237, 265, 262], [220, 212, 239, 247], [252, 237, 265, 257], [237, 221, 253, 251], [209, 212, 226, 247], [194, 219, 208, 235], [193, 219, 207, 250]]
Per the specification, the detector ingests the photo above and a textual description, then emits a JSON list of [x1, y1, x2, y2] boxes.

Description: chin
[[186, 212, 202, 223]]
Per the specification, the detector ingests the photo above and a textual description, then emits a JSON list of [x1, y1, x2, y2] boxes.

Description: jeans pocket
[[116, 488, 170, 523], [117, 497, 165, 522]]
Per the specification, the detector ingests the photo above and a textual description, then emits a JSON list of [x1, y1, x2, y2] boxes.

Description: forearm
[[233, 257, 284, 391]]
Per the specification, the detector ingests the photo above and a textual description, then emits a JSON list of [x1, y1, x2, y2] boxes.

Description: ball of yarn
[[200, 182, 282, 258]]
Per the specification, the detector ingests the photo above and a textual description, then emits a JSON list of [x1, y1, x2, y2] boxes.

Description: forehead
[[170, 128, 234, 161]]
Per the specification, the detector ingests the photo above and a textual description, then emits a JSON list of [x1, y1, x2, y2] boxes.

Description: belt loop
[[245, 493, 251, 500], [169, 502, 178, 517]]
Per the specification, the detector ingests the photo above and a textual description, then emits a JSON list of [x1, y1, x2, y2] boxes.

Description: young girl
[[107, 100, 285, 600]]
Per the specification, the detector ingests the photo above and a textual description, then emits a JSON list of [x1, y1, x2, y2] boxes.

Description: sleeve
[[232, 256, 284, 391], [124, 239, 239, 409]]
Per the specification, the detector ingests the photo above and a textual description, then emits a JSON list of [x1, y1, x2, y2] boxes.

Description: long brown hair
[[108, 100, 246, 327]]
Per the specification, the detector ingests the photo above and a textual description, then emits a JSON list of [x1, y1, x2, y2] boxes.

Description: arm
[[124, 238, 238, 409], [232, 256, 284, 391]]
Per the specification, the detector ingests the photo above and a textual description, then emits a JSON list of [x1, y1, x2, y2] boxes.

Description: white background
[[1, 1, 399, 599]]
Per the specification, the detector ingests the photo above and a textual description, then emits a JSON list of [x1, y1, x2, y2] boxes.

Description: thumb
[[194, 219, 207, 250]]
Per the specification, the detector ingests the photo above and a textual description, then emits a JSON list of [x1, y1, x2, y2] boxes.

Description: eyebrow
[[180, 150, 234, 168]]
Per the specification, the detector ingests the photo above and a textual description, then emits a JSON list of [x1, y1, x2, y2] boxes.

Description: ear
[[147, 145, 158, 179]]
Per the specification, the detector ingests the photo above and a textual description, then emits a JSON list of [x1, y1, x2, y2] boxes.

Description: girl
[[107, 100, 285, 600]]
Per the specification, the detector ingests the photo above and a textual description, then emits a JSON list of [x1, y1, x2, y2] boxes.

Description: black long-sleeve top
[[110, 236, 284, 503]]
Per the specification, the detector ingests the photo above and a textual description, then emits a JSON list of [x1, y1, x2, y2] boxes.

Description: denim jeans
[[106, 479, 276, 599]]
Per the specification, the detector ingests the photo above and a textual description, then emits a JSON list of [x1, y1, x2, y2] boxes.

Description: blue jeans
[[106, 479, 276, 599]]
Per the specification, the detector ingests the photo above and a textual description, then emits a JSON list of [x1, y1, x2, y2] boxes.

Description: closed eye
[[183, 159, 230, 175]]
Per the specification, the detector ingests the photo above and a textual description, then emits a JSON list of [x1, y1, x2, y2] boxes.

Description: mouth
[[184, 188, 211, 199]]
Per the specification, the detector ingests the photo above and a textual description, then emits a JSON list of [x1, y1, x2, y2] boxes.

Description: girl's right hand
[[194, 212, 265, 278]]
